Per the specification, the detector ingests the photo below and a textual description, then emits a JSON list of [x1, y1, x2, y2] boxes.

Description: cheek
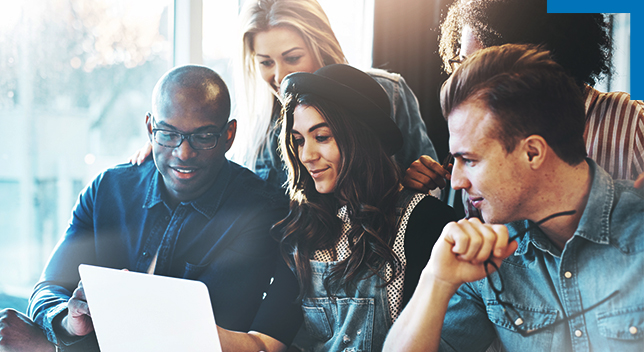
[[258, 67, 272, 85], [328, 143, 341, 170], [303, 59, 321, 74]]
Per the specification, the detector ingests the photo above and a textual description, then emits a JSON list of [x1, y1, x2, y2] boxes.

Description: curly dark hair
[[439, 0, 612, 87], [277, 93, 402, 298]]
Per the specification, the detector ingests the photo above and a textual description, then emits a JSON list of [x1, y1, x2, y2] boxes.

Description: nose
[[299, 140, 319, 164], [449, 159, 471, 191], [275, 64, 291, 90], [172, 138, 197, 161]]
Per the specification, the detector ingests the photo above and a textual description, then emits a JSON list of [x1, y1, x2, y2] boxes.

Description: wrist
[[420, 268, 462, 295]]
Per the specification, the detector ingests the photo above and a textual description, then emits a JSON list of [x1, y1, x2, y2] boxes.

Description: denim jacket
[[440, 159, 644, 352], [27, 159, 287, 351], [254, 69, 438, 189]]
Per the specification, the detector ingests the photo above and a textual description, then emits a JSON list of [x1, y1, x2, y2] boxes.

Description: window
[[0, 0, 172, 310]]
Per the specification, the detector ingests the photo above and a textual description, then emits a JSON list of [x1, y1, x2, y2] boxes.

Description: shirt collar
[[143, 159, 233, 219], [511, 159, 614, 256], [573, 158, 614, 245]]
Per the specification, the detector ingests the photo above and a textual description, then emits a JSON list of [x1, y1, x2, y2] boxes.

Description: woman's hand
[[128, 142, 153, 165]]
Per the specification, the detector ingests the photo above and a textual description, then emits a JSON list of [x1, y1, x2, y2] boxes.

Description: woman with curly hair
[[405, 0, 644, 218]]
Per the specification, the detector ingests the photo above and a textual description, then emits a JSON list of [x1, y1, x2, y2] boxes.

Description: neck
[[529, 159, 592, 250]]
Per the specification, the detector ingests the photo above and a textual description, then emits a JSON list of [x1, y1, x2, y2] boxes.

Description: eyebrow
[[451, 152, 468, 159], [292, 122, 329, 135], [154, 120, 219, 133], [256, 47, 304, 58]]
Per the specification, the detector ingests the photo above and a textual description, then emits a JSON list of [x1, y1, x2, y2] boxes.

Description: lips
[[170, 166, 198, 179], [469, 196, 484, 208], [308, 167, 329, 179]]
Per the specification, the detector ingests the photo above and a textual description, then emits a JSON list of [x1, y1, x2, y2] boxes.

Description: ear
[[223, 119, 237, 152], [522, 135, 547, 170], [145, 112, 154, 141]]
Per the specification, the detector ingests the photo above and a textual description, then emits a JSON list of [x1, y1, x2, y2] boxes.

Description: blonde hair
[[231, 0, 347, 168]]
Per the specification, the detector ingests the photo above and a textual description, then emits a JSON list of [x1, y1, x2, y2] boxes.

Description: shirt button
[[574, 330, 583, 337], [564, 271, 572, 279], [142, 251, 149, 257], [514, 318, 524, 326], [630, 326, 638, 335]]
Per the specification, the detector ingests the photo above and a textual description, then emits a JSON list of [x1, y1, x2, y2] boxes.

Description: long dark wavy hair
[[277, 93, 402, 298]]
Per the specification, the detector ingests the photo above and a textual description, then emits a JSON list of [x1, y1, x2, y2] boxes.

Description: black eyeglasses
[[484, 210, 619, 336], [150, 115, 228, 150]]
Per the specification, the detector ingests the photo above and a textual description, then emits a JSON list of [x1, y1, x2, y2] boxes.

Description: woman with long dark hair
[[217, 64, 456, 352]]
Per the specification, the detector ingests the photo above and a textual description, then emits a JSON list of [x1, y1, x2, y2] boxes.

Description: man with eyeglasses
[[384, 44, 644, 351], [0, 65, 288, 352]]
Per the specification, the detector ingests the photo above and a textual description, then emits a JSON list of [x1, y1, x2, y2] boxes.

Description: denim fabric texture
[[440, 159, 644, 352], [254, 69, 438, 189], [299, 261, 391, 352], [295, 189, 421, 352], [27, 159, 288, 351]]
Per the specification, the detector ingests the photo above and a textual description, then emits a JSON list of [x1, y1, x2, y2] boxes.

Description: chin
[[481, 210, 502, 225], [314, 182, 334, 195]]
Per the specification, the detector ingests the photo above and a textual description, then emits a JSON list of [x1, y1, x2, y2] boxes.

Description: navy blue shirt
[[28, 159, 288, 350]]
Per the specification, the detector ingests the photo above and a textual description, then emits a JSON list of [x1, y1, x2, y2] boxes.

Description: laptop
[[79, 264, 222, 352]]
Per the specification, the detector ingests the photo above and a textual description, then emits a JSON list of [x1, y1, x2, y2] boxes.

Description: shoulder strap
[[394, 188, 427, 231]]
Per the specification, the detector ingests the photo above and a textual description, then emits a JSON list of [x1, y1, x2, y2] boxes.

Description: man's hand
[[0, 309, 55, 352], [403, 155, 451, 193], [60, 282, 94, 337], [426, 218, 518, 289], [383, 219, 517, 352], [635, 172, 644, 189], [127, 142, 152, 165]]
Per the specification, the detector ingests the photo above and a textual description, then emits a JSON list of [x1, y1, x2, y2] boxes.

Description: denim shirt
[[440, 159, 644, 352], [254, 69, 438, 189], [27, 159, 288, 351]]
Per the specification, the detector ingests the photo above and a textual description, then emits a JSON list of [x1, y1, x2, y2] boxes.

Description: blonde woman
[[132, 0, 441, 192]]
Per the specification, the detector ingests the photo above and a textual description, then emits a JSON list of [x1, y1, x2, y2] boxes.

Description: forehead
[[253, 26, 307, 54], [292, 105, 326, 131], [448, 100, 500, 152], [154, 89, 226, 129]]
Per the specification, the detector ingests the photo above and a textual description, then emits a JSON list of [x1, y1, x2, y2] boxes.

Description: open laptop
[[79, 264, 222, 352]]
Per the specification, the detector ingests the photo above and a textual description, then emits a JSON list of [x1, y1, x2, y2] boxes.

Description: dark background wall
[[373, 0, 454, 163], [373, 0, 465, 217]]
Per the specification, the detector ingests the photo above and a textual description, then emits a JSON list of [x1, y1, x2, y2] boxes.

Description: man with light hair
[[385, 44, 644, 352]]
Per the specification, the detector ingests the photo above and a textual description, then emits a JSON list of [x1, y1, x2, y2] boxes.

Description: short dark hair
[[153, 65, 231, 122], [441, 44, 587, 165], [439, 0, 611, 87]]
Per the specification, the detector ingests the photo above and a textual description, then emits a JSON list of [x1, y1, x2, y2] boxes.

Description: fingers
[[129, 142, 153, 165], [634, 172, 644, 189], [491, 224, 509, 257], [68, 283, 90, 318], [403, 156, 450, 192], [448, 219, 510, 264]]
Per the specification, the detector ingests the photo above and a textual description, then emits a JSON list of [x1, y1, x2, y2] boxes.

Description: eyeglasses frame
[[149, 114, 229, 151], [483, 210, 619, 336]]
